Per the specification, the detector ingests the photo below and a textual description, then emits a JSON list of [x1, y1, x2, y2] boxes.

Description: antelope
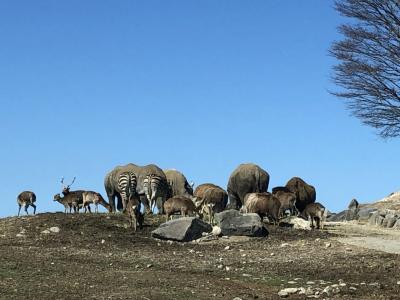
[[17, 191, 37, 216], [125, 196, 143, 232], [163, 195, 202, 222], [242, 192, 281, 226], [301, 202, 327, 229], [82, 191, 112, 213]]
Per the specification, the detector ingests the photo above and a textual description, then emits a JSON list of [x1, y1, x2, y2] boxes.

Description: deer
[[163, 195, 203, 222], [53, 177, 85, 213], [17, 191, 37, 216], [82, 191, 112, 213]]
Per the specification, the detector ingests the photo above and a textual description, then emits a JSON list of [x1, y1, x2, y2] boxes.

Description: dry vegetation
[[0, 213, 399, 299]]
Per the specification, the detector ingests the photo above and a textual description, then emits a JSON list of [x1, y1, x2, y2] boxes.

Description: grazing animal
[[125, 196, 143, 232], [105, 163, 168, 214], [285, 177, 316, 213], [242, 192, 281, 225], [82, 191, 112, 213], [164, 169, 194, 198], [272, 189, 298, 217], [17, 191, 37, 216], [227, 163, 270, 210], [163, 195, 201, 221], [194, 184, 228, 224], [53, 192, 82, 213], [301, 202, 327, 229], [117, 171, 138, 212]]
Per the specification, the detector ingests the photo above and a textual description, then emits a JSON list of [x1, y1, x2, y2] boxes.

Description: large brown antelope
[[17, 191, 37, 216]]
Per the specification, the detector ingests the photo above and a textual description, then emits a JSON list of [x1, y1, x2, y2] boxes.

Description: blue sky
[[1, 1, 399, 217]]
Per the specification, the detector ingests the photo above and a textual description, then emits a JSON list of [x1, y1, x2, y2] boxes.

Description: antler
[[67, 176, 76, 189], [61, 177, 65, 189]]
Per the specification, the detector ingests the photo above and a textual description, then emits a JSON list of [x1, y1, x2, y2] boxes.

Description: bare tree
[[330, 0, 400, 138]]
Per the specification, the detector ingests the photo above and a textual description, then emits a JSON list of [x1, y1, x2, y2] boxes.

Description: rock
[[146, 264, 153, 268], [41, 230, 51, 234], [358, 207, 377, 221], [224, 246, 230, 250], [288, 281, 296, 284], [101, 239, 105, 244], [214, 210, 268, 237], [151, 217, 212, 242], [325, 243, 331, 248], [281, 216, 311, 230], [212, 226, 222, 236], [49, 227, 60, 233], [393, 219, 400, 229], [280, 243, 289, 248], [15, 233, 24, 238], [232, 298, 242, 300], [384, 215, 398, 228], [397, 281, 400, 285], [278, 288, 299, 297]]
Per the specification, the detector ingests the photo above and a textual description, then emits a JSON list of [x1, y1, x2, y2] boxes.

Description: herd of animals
[[16, 163, 327, 231]]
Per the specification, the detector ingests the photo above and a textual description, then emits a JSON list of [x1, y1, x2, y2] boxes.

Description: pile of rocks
[[368, 210, 400, 229]]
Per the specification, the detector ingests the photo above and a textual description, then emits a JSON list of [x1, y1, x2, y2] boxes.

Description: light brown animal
[[301, 202, 326, 229], [194, 184, 228, 224], [163, 195, 201, 221], [17, 191, 37, 216], [242, 192, 281, 225], [82, 191, 112, 213], [273, 190, 297, 217]]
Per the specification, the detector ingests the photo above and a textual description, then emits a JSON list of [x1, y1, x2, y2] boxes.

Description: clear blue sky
[[1, 0, 399, 217]]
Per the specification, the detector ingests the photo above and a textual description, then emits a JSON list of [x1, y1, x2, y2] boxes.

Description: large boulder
[[358, 207, 377, 221], [393, 219, 400, 229], [151, 217, 212, 242], [214, 209, 268, 237], [384, 215, 398, 228]]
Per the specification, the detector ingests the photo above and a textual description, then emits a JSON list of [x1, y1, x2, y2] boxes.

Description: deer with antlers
[[53, 177, 87, 213]]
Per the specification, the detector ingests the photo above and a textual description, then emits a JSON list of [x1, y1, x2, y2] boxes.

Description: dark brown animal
[[242, 192, 281, 225], [125, 196, 143, 232], [285, 177, 316, 213], [227, 163, 270, 210], [163, 195, 200, 221], [17, 191, 36, 216], [301, 202, 326, 229], [164, 169, 194, 198]]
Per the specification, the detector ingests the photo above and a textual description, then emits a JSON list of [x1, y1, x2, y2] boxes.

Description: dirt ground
[[0, 213, 399, 300]]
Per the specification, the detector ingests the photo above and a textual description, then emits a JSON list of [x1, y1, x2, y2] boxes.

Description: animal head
[[53, 194, 62, 201], [60, 176, 76, 195]]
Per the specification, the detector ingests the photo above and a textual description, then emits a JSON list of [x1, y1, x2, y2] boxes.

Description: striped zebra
[[117, 171, 137, 211], [143, 174, 168, 214]]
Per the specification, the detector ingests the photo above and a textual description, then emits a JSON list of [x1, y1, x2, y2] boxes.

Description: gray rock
[[393, 219, 400, 229], [214, 210, 268, 237], [383, 214, 397, 228], [151, 217, 212, 242], [358, 208, 377, 221]]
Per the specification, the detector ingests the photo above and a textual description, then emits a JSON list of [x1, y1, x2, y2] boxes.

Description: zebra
[[17, 191, 37, 216], [117, 171, 138, 211], [143, 174, 169, 214]]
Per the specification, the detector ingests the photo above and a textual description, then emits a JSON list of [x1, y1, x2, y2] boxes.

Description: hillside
[[361, 191, 400, 211], [0, 213, 399, 299]]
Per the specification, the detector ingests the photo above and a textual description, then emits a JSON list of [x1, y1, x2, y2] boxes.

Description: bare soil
[[0, 213, 399, 300]]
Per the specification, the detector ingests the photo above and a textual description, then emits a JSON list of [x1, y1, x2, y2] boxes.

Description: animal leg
[[17, 205, 21, 217], [32, 204, 36, 215], [25, 205, 29, 215]]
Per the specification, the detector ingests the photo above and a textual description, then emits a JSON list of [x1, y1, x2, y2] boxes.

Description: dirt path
[[328, 222, 400, 254]]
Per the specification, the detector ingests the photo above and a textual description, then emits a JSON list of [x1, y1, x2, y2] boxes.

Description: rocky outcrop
[[214, 209, 269, 237], [151, 217, 212, 242]]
